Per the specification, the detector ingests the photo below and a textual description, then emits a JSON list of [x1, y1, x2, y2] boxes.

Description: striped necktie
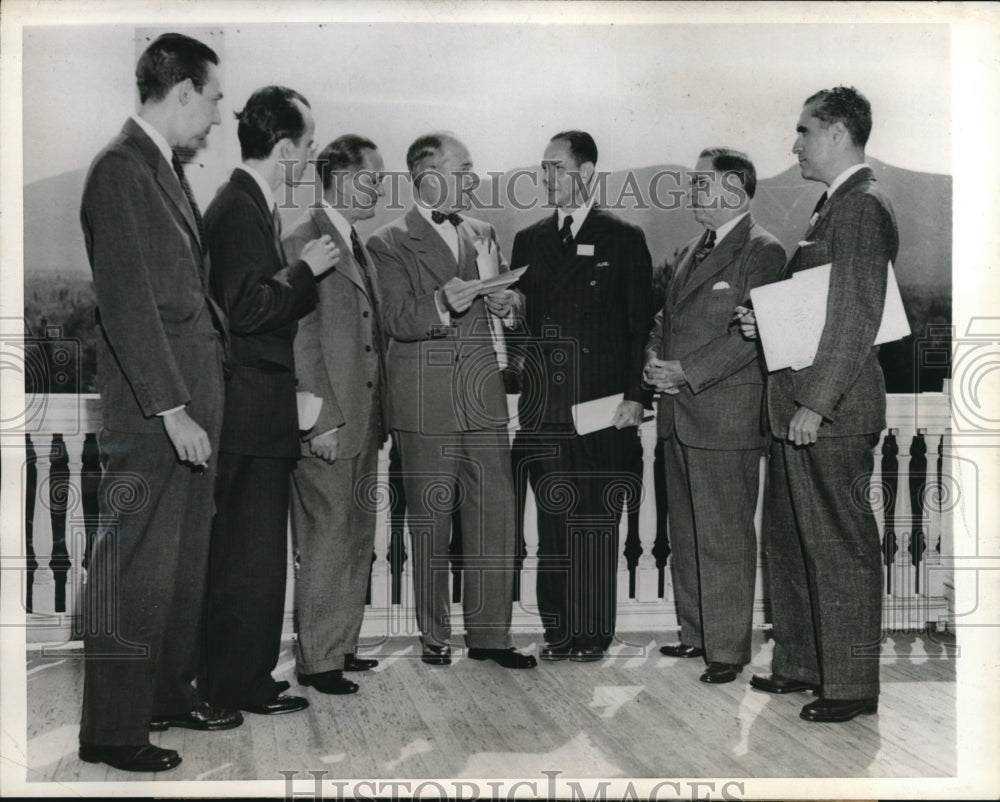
[[171, 151, 205, 244]]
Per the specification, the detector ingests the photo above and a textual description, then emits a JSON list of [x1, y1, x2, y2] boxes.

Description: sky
[[21, 20, 951, 196]]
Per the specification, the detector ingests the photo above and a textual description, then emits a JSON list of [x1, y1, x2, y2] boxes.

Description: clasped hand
[[643, 357, 686, 395]]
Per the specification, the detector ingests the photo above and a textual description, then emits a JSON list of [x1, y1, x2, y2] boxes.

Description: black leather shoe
[[569, 646, 604, 663], [344, 653, 379, 672], [421, 643, 452, 666], [468, 647, 537, 669], [658, 642, 706, 658], [699, 662, 743, 684], [298, 670, 359, 695], [149, 701, 243, 732], [540, 644, 572, 662], [79, 743, 181, 772], [750, 673, 820, 694], [241, 693, 310, 714], [800, 697, 878, 722]]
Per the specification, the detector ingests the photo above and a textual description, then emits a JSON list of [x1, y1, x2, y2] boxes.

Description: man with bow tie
[[644, 148, 785, 684], [509, 130, 655, 662], [366, 132, 536, 670], [740, 87, 899, 723], [283, 134, 389, 695], [202, 86, 340, 717]]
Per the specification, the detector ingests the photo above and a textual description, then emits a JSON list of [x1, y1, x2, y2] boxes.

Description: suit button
[[363, 311, 369, 318], [589, 280, 597, 286], [365, 345, 372, 352], [366, 381, 373, 388]]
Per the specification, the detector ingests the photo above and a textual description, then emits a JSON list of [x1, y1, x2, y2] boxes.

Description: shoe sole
[[700, 673, 740, 684], [148, 718, 243, 732], [540, 653, 570, 662], [79, 750, 182, 772], [659, 650, 705, 659], [749, 679, 820, 694]]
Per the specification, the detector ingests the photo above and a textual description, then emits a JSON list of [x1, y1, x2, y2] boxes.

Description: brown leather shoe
[[750, 673, 820, 694], [79, 743, 181, 772], [149, 701, 243, 732]]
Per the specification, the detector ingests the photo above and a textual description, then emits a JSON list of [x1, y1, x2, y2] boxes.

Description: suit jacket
[[366, 206, 509, 434], [80, 117, 223, 433], [766, 166, 899, 439], [283, 207, 387, 458], [510, 207, 655, 427], [647, 214, 786, 450], [206, 168, 318, 457]]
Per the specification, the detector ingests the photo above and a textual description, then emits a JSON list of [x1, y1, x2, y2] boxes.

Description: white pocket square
[[798, 240, 814, 247], [711, 281, 731, 290]]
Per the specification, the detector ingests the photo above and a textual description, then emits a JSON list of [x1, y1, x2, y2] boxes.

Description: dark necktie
[[692, 229, 716, 266], [170, 151, 205, 244], [811, 191, 828, 220], [560, 214, 574, 250], [431, 210, 463, 226]]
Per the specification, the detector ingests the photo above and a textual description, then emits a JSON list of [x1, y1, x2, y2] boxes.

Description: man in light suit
[[366, 132, 536, 670], [644, 148, 785, 684], [510, 131, 655, 662], [203, 86, 340, 715], [739, 87, 898, 722], [284, 135, 388, 694], [78, 33, 240, 773]]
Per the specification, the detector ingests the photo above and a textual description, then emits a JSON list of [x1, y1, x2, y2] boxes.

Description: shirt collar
[[320, 200, 352, 243], [237, 163, 275, 210], [712, 210, 750, 244], [557, 192, 596, 238], [827, 163, 868, 197], [130, 113, 173, 166]]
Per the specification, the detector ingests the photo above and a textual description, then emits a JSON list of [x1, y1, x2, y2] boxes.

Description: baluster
[[31, 433, 56, 616], [24, 434, 39, 614], [73, 432, 102, 640], [449, 508, 464, 605], [367, 443, 393, 612], [892, 431, 914, 628], [632, 422, 659, 602], [49, 434, 72, 614], [651, 438, 670, 599], [879, 431, 899, 604], [60, 433, 86, 622], [908, 433, 928, 597], [386, 438, 408, 606]]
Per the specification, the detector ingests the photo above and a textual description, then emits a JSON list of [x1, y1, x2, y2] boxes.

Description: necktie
[[171, 151, 205, 244], [692, 229, 716, 266], [431, 210, 463, 226], [560, 214, 574, 250], [271, 204, 285, 258]]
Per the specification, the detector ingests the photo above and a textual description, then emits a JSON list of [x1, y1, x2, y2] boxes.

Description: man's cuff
[[313, 426, 341, 438], [434, 290, 452, 325], [156, 405, 186, 417]]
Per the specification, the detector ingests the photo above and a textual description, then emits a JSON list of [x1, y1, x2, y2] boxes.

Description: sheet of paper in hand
[[572, 393, 624, 435], [296, 391, 323, 431], [478, 265, 528, 293], [750, 261, 910, 372]]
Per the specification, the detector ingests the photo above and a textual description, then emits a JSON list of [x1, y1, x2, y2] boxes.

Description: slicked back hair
[[550, 130, 598, 168], [698, 147, 757, 199], [135, 32, 219, 105], [804, 86, 873, 148], [315, 134, 378, 190], [406, 132, 463, 187], [235, 86, 311, 161]]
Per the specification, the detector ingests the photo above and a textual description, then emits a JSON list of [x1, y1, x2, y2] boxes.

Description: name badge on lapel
[[576, 243, 594, 256]]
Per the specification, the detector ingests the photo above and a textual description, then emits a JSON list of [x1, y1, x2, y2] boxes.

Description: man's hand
[[440, 277, 483, 314], [309, 430, 339, 464], [643, 357, 686, 393], [484, 290, 516, 318], [611, 400, 644, 429], [162, 408, 211, 466], [301, 235, 342, 277], [733, 306, 757, 340], [788, 405, 823, 446]]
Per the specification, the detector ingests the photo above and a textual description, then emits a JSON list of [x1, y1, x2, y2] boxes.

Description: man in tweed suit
[[740, 87, 898, 722], [367, 132, 536, 670], [283, 135, 388, 694], [645, 148, 785, 684]]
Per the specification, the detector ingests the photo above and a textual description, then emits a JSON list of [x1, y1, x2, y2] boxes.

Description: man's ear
[[829, 120, 848, 146], [580, 160, 596, 184], [175, 77, 194, 106]]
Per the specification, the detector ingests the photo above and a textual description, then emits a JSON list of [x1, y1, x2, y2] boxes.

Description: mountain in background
[[22, 158, 951, 393]]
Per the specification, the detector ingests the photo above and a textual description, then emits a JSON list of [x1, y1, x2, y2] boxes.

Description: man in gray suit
[[645, 148, 785, 684], [739, 87, 898, 722], [78, 33, 240, 773], [366, 132, 535, 670], [284, 135, 388, 694]]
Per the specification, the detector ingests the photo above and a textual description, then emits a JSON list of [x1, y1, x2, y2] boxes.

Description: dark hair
[[235, 86, 311, 161], [406, 132, 462, 185], [135, 33, 219, 104], [804, 86, 872, 148], [698, 147, 757, 199], [316, 134, 378, 190], [550, 130, 598, 167]]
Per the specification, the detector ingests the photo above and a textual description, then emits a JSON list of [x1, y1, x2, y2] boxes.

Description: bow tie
[[431, 210, 463, 226]]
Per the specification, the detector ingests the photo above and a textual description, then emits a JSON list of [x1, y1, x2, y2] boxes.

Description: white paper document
[[477, 265, 528, 293], [296, 391, 323, 431], [573, 393, 624, 435], [750, 261, 910, 372]]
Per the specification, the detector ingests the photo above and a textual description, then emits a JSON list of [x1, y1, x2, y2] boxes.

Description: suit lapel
[[675, 215, 753, 305], [405, 206, 458, 286], [232, 168, 283, 262], [310, 208, 366, 294]]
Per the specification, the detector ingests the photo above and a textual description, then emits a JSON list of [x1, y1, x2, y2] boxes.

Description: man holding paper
[[740, 87, 899, 722], [510, 130, 654, 662], [644, 148, 785, 684], [283, 135, 389, 695], [366, 132, 535, 670]]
